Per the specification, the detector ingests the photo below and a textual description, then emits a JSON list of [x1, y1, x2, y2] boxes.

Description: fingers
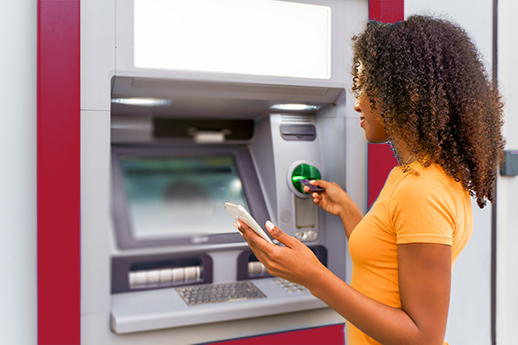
[[233, 224, 267, 270], [234, 220, 254, 240], [265, 220, 296, 248], [312, 193, 322, 204], [235, 219, 295, 249], [234, 221, 275, 268], [310, 179, 328, 187], [303, 179, 326, 189], [303, 179, 327, 195], [233, 221, 244, 236], [306, 181, 325, 204], [301, 186, 323, 205], [234, 220, 270, 249]]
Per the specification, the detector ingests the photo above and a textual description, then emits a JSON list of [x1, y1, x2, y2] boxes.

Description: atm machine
[[81, 0, 369, 343]]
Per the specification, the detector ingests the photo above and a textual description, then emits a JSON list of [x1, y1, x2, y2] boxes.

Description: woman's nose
[[354, 98, 361, 113]]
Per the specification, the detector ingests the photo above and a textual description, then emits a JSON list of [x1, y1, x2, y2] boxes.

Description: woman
[[234, 15, 504, 345]]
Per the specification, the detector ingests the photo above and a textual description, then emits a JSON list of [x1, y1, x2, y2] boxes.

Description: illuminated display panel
[[134, 0, 331, 79], [119, 155, 249, 240]]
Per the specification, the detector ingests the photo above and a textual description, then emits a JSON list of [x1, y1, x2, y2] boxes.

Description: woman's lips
[[360, 116, 365, 127]]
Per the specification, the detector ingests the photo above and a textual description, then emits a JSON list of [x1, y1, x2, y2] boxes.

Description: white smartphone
[[224, 202, 273, 244]]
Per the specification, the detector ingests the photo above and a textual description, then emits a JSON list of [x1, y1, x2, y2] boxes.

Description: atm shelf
[[110, 278, 327, 334]]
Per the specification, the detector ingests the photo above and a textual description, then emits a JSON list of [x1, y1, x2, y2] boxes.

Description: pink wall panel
[[37, 0, 80, 344], [368, 143, 399, 207], [367, 0, 403, 208], [369, 0, 404, 23]]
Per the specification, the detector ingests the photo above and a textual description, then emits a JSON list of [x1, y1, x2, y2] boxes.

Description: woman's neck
[[390, 140, 417, 166]]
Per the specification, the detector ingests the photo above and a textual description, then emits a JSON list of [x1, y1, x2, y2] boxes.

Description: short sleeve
[[389, 174, 456, 245]]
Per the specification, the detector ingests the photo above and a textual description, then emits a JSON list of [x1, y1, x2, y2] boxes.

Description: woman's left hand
[[234, 220, 327, 289]]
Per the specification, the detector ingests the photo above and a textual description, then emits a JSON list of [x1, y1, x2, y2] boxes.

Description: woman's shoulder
[[391, 162, 465, 203]]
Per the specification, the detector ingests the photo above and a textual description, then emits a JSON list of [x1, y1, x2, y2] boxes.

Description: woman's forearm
[[239, 216, 449, 345], [308, 269, 432, 345]]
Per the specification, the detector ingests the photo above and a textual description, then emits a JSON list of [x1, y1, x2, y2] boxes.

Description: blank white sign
[[134, 0, 331, 79]]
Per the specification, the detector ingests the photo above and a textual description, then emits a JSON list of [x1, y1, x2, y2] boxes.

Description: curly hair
[[351, 15, 505, 208]]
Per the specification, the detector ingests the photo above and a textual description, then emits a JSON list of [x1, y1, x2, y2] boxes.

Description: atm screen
[[119, 155, 249, 240], [111, 145, 269, 249]]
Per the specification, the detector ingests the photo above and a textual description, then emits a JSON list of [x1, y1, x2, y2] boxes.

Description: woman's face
[[355, 95, 388, 143]]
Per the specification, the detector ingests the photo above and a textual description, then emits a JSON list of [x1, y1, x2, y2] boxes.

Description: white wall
[[405, 1, 494, 344], [0, 1, 37, 344], [496, 0, 518, 344]]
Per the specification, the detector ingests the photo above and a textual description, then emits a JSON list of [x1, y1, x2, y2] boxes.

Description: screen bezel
[[111, 145, 270, 249]]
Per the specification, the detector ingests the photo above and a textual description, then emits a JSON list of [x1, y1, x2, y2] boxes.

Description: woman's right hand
[[304, 180, 349, 217], [304, 180, 363, 239]]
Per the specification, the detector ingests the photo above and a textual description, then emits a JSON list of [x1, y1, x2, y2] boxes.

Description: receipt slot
[[287, 162, 322, 241]]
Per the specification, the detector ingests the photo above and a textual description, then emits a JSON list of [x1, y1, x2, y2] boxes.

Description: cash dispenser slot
[[111, 254, 213, 294], [236, 246, 328, 281], [236, 251, 272, 280]]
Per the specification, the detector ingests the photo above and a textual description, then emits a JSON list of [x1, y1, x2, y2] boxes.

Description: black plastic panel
[[153, 118, 254, 141]]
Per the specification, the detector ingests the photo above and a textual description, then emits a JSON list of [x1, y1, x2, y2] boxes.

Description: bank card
[[299, 179, 325, 192]]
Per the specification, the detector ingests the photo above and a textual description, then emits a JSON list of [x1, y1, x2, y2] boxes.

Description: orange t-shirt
[[346, 162, 473, 345]]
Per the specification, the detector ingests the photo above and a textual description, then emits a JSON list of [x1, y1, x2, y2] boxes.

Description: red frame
[[206, 324, 345, 345], [36, 0, 403, 343], [37, 0, 80, 344]]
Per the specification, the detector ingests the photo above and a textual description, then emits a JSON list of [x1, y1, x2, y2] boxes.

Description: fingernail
[[233, 221, 241, 229], [265, 220, 275, 231]]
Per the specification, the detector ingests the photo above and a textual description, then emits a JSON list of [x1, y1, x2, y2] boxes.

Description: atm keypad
[[176, 281, 266, 306], [274, 278, 307, 293]]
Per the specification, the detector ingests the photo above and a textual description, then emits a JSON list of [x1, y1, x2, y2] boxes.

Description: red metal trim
[[206, 324, 345, 345], [37, 0, 81, 344], [369, 0, 404, 23], [367, 0, 404, 208]]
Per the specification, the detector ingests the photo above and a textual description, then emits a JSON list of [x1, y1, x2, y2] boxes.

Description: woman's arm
[[238, 222, 451, 345], [304, 180, 363, 239]]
